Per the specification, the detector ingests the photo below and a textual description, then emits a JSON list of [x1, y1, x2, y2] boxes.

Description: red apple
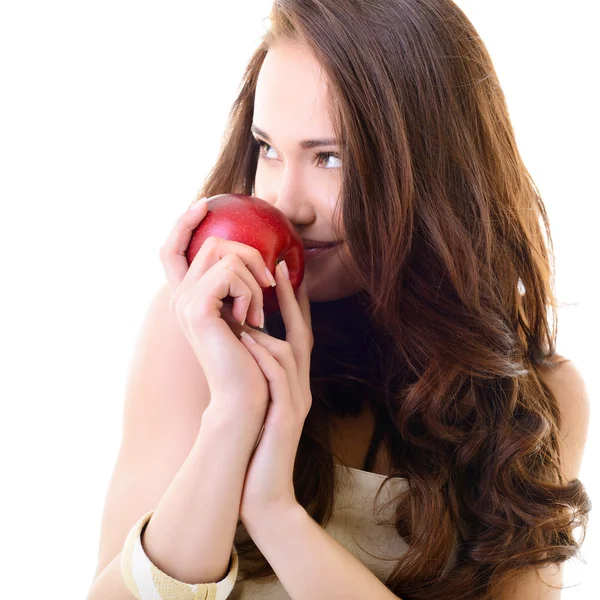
[[185, 193, 305, 315]]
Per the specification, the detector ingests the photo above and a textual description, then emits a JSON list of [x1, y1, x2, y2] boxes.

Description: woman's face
[[252, 39, 360, 302]]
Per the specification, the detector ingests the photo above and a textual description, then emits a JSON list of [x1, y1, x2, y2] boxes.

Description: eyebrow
[[250, 125, 339, 150]]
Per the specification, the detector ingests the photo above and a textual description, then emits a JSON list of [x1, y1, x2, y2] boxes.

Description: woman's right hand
[[158, 196, 277, 426]]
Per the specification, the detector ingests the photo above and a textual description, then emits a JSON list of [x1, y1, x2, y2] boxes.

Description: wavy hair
[[194, 1, 590, 598]]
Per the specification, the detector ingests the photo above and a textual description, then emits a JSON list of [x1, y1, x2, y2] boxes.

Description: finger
[[240, 329, 297, 373], [178, 256, 262, 328], [171, 241, 274, 328], [291, 277, 313, 392], [172, 258, 263, 328], [296, 278, 312, 335], [241, 329, 309, 420], [189, 237, 276, 290], [176, 259, 255, 325], [159, 198, 208, 293], [275, 261, 312, 368], [240, 331, 295, 417]]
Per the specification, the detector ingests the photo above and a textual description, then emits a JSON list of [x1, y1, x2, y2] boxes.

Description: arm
[[140, 407, 257, 583], [87, 407, 258, 598], [244, 503, 400, 600]]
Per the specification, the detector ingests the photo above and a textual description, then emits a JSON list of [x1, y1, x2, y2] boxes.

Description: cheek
[[253, 164, 269, 199], [329, 191, 343, 231], [252, 170, 262, 198]]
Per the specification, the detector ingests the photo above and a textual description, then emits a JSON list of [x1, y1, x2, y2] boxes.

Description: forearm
[[88, 406, 258, 599], [245, 503, 400, 600], [140, 406, 256, 583]]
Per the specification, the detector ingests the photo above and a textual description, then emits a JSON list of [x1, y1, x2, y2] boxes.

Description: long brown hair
[[195, 1, 590, 598]]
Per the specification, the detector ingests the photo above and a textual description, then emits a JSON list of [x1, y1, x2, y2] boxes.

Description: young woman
[[87, 2, 591, 599]]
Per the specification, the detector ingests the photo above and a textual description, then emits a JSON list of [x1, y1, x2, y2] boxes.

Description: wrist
[[243, 500, 305, 539], [199, 404, 262, 452]]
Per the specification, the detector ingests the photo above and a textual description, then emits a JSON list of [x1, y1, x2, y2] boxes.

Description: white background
[[0, 1, 597, 597]]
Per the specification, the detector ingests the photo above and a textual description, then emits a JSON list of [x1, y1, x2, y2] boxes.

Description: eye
[[252, 137, 342, 169], [255, 139, 279, 160], [315, 152, 342, 169]]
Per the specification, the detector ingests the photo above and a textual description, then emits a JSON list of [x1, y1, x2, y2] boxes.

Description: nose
[[266, 164, 316, 225]]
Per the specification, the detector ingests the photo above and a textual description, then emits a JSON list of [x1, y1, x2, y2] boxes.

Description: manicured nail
[[189, 197, 207, 210], [264, 266, 277, 287], [278, 260, 290, 281], [240, 331, 256, 345]]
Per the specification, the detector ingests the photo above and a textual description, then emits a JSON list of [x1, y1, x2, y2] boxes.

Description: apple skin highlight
[[185, 193, 305, 315]]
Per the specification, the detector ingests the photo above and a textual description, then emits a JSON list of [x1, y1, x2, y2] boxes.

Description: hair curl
[[195, 1, 590, 598]]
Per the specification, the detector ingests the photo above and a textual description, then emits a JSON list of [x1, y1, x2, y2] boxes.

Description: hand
[[237, 260, 314, 524], [158, 195, 276, 428]]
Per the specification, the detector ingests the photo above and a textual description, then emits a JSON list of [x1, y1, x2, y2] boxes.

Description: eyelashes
[[252, 138, 341, 169]]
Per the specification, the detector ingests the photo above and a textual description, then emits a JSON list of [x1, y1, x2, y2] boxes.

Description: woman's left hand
[[237, 260, 314, 525]]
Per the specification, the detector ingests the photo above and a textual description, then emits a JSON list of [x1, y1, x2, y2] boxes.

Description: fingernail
[[260, 308, 265, 329], [189, 196, 207, 210], [240, 331, 256, 345], [264, 266, 277, 287], [278, 260, 290, 281]]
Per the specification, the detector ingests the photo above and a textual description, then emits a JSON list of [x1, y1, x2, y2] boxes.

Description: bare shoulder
[[538, 354, 590, 480]]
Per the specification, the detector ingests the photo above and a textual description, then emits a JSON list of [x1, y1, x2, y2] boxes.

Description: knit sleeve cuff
[[120, 510, 239, 600]]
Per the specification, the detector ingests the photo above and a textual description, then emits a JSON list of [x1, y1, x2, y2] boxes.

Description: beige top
[[230, 463, 410, 599]]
